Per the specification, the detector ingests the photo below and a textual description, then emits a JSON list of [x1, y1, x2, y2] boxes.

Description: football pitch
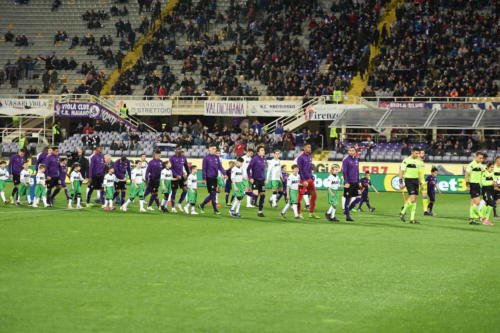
[[1, 188, 499, 332]]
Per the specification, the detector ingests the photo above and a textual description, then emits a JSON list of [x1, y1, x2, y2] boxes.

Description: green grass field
[[1, 186, 499, 333]]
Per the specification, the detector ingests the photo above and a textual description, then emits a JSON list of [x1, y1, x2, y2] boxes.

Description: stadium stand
[[366, 0, 499, 97], [0, 0, 159, 95]]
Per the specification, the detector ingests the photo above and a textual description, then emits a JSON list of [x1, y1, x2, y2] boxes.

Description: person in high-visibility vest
[[52, 122, 61, 144], [333, 90, 343, 103], [120, 104, 130, 119], [18, 135, 26, 150]]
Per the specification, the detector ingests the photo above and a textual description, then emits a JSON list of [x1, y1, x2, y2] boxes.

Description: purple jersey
[[89, 153, 105, 178], [59, 164, 68, 186], [202, 154, 225, 179], [297, 153, 313, 180], [146, 158, 162, 181], [360, 178, 371, 196], [169, 155, 189, 178], [426, 175, 437, 193], [114, 159, 131, 179], [247, 155, 266, 181], [342, 155, 359, 183], [36, 152, 48, 170], [281, 172, 288, 190], [9, 153, 25, 175], [45, 153, 60, 178]]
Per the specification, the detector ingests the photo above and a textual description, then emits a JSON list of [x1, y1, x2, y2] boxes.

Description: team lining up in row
[[1, 145, 499, 223]]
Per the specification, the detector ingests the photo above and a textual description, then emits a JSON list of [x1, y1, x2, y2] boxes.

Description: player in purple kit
[[36, 146, 52, 170], [8, 149, 26, 203], [199, 144, 227, 214], [424, 167, 439, 216], [342, 146, 361, 221], [225, 161, 235, 206], [296, 144, 319, 218], [56, 157, 71, 202], [275, 165, 288, 204], [114, 156, 131, 204], [45, 147, 61, 206], [357, 171, 378, 212], [247, 146, 267, 217], [145, 151, 162, 211], [169, 147, 190, 213], [86, 146, 105, 206]]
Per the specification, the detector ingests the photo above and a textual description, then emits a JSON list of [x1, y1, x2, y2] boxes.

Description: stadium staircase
[[0, 0, 145, 94], [266, 96, 326, 133], [100, 0, 181, 95], [345, 0, 403, 101]]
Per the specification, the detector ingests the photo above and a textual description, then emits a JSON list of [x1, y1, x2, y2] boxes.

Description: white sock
[[86, 187, 90, 196], [123, 199, 131, 208], [161, 199, 165, 206], [68, 199, 73, 205], [215, 194, 219, 204], [108, 199, 113, 207], [77, 197, 81, 206], [342, 197, 346, 209], [27, 196, 32, 204], [304, 195, 310, 206], [139, 200, 144, 210], [96, 191, 101, 200], [33, 197, 39, 206], [235, 199, 241, 213], [292, 204, 298, 217], [281, 203, 290, 214], [191, 205, 196, 213], [327, 206, 333, 214], [167, 192, 172, 202], [42, 197, 48, 206], [0, 191, 5, 202], [330, 207, 336, 218], [247, 196, 252, 206], [271, 194, 277, 206]]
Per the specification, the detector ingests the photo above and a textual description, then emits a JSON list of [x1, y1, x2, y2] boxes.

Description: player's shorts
[[482, 186, 494, 203], [149, 180, 160, 192], [115, 180, 126, 191], [70, 181, 82, 196], [91, 175, 104, 189], [428, 191, 436, 202], [35, 184, 46, 198], [328, 190, 340, 205], [217, 177, 225, 188], [18, 183, 30, 196], [12, 174, 20, 185], [243, 180, 251, 189], [232, 182, 245, 197], [0, 180, 5, 191], [59, 177, 67, 188], [252, 179, 265, 193], [405, 178, 420, 196], [289, 189, 298, 204], [48, 177, 60, 188], [188, 190, 197, 205], [172, 176, 186, 190], [105, 186, 115, 200], [469, 183, 481, 199], [161, 180, 172, 194], [270, 180, 283, 189], [206, 177, 218, 193], [129, 183, 145, 199], [344, 182, 361, 197]]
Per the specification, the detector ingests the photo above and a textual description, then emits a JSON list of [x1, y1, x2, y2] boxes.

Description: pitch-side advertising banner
[[305, 104, 366, 121], [115, 100, 172, 116], [0, 98, 52, 116], [204, 101, 247, 117], [54, 101, 138, 130], [247, 101, 301, 117]]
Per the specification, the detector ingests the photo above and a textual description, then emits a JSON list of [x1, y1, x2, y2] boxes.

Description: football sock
[[292, 204, 298, 217], [41, 196, 48, 206], [428, 202, 434, 212], [303, 194, 310, 206], [225, 193, 230, 204], [76, 197, 81, 206], [281, 203, 290, 214], [330, 207, 336, 218], [401, 201, 411, 214], [410, 202, 417, 220], [139, 200, 144, 210], [422, 198, 429, 212], [327, 206, 333, 215], [246, 195, 252, 206], [366, 200, 372, 209], [258, 194, 265, 211], [0, 191, 5, 202]]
